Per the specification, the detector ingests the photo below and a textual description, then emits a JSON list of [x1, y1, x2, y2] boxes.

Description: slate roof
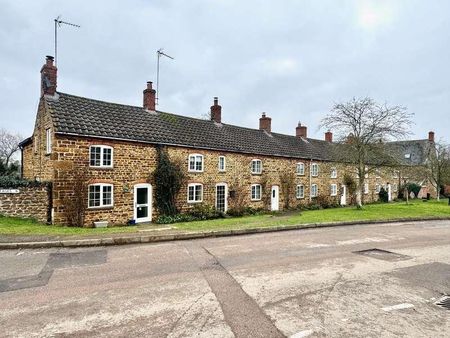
[[45, 92, 333, 161], [386, 139, 431, 166]]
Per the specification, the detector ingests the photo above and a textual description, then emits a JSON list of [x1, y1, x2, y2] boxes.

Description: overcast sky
[[1, 0, 449, 142]]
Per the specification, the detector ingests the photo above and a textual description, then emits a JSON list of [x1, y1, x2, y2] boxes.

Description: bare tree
[[428, 141, 450, 201], [320, 97, 413, 208], [0, 129, 23, 167]]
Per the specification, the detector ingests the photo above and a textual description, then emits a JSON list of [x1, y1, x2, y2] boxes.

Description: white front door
[[134, 183, 152, 223], [271, 185, 279, 211], [215, 183, 228, 213], [387, 183, 392, 201], [340, 185, 347, 206]]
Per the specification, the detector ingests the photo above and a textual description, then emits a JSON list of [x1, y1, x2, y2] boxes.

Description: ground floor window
[[330, 184, 337, 196], [88, 184, 113, 208], [296, 184, 304, 199], [364, 183, 369, 194], [188, 184, 203, 203], [251, 184, 262, 200], [311, 184, 318, 197]]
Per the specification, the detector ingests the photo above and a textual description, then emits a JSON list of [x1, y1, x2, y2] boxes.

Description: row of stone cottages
[[18, 56, 435, 226]]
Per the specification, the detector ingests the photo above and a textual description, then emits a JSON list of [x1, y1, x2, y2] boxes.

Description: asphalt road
[[0, 220, 449, 337]]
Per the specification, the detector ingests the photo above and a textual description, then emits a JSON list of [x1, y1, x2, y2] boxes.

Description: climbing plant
[[152, 146, 185, 216]]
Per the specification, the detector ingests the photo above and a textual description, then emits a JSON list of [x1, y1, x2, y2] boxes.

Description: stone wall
[[0, 186, 50, 223], [35, 133, 404, 226]]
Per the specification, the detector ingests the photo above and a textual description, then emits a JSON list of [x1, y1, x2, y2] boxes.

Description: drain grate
[[435, 295, 450, 310], [353, 248, 411, 261]]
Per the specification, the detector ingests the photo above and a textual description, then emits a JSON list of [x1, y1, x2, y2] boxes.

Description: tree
[[320, 97, 413, 208], [428, 141, 450, 201], [0, 129, 22, 167]]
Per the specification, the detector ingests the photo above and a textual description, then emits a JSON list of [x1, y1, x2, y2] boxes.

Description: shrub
[[0, 176, 49, 188], [406, 183, 421, 198], [156, 214, 196, 224], [378, 187, 389, 203], [188, 204, 222, 220], [343, 173, 357, 205]]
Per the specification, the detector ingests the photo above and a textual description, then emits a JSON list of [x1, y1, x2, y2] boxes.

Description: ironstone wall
[[0, 186, 51, 223]]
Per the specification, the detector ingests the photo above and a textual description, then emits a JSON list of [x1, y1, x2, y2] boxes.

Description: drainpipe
[[309, 158, 312, 202]]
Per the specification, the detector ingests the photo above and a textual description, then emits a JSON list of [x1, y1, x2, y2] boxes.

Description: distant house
[[19, 56, 436, 226]]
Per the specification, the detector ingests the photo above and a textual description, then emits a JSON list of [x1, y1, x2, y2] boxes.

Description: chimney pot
[[428, 131, 435, 142], [259, 112, 272, 133], [40, 55, 57, 96], [143, 81, 156, 111], [210, 97, 222, 123], [296, 122, 307, 138], [325, 131, 333, 142]]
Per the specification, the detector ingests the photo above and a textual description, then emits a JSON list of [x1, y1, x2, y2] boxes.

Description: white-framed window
[[296, 184, 304, 199], [364, 183, 369, 194], [330, 184, 337, 196], [330, 167, 337, 178], [251, 159, 262, 174], [187, 183, 203, 203], [88, 183, 113, 208], [311, 184, 318, 197], [45, 128, 52, 154], [311, 163, 319, 177], [188, 154, 204, 172], [375, 184, 381, 193], [251, 184, 262, 200], [89, 145, 113, 167], [296, 162, 305, 175], [375, 169, 381, 178], [393, 184, 398, 192], [218, 156, 226, 172]]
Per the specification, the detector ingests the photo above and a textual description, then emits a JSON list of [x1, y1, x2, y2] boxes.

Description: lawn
[[0, 199, 449, 237]]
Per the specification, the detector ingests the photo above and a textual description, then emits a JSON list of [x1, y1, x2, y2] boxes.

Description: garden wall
[[0, 186, 51, 223]]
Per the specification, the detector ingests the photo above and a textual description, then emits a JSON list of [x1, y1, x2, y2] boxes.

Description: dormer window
[[251, 159, 262, 174], [188, 154, 204, 172], [90, 146, 113, 168]]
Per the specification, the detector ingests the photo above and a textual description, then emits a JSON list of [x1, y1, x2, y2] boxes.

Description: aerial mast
[[156, 48, 174, 106], [54, 16, 80, 66]]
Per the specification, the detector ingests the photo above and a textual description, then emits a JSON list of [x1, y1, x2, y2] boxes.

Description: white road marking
[[290, 329, 313, 338], [382, 303, 414, 312]]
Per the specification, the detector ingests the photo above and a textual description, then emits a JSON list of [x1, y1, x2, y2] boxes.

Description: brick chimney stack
[[296, 122, 307, 138], [259, 113, 272, 133], [210, 97, 222, 123], [143, 81, 156, 111], [428, 131, 435, 142], [325, 131, 333, 142], [40, 55, 57, 96]]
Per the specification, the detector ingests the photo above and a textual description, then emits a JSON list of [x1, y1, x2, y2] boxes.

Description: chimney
[[428, 131, 435, 142], [40, 55, 57, 96], [325, 131, 333, 142], [143, 81, 156, 111], [296, 122, 307, 138], [259, 112, 271, 133], [210, 97, 222, 123]]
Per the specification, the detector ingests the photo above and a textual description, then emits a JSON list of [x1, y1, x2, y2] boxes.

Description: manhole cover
[[435, 295, 450, 310], [353, 248, 411, 261]]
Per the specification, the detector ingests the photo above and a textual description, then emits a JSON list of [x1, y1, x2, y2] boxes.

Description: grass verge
[[0, 199, 449, 237]]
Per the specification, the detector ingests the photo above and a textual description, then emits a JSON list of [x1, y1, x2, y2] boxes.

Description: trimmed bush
[[0, 176, 49, 188], [378, 187, 389, 202]]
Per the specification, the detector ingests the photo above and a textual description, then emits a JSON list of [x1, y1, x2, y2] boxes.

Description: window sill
[[87, 206, 114, 210], [296, 197, 305, 200], [188, 171, 204, 174], [251, 199, 262, 201], [251, 172, 262, 176], [89, 166, 114, 170], [187, 200, 203, 204]]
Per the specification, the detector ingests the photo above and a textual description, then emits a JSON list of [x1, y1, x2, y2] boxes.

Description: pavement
[[0, 219, 449, 337]]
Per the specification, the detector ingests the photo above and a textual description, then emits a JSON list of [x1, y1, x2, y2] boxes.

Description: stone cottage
[[19, 56, 435, 226]]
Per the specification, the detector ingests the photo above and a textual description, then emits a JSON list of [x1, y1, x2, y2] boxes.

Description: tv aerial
[[156, 48, 174, 106], [54, 15, 80, 66]]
